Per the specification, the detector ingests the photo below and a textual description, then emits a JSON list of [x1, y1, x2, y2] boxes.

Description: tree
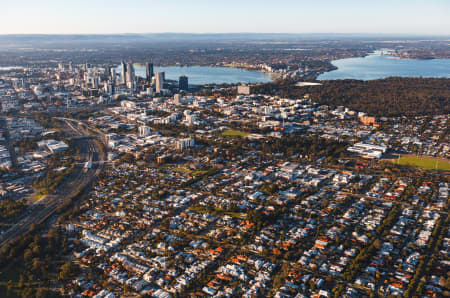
[[373, 239, 382, 250], [7, 280, 13, 296], [272, 275, 284, 290], [261, 183, 278, 195], [23, 249, 33, 262], [32, 257, 44, 274], [36, 288, 49, 298], [58, 261, 79, 281], [18, 274, 25, 288], [21, 287, 34, 298]]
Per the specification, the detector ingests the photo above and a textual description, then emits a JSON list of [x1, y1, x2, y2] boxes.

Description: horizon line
[[0, 32, 449, 37]]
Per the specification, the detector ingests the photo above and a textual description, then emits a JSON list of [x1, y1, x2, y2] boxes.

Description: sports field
[[391, 156, 450, 171], [221, 130, 250, 137]]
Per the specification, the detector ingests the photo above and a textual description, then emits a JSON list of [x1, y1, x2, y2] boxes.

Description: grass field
[[192, 170, 209, 176], [221, 130, 249, 138], [189, 206, 245, 218], [391, 156, 450, 171], [172, 167, 193, 174], [32, 193, 47, 201], [172, 167, 209, 176]]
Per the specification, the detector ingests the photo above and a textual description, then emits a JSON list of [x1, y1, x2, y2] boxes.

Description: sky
[[1, 0, 449, 35]]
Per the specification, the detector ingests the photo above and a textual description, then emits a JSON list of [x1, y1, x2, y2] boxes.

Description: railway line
[[0, 118, 105, 248]]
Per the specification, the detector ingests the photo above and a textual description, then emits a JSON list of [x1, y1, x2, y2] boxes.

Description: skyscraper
[[179, 75, 188, 90], [155, 72, 165, 93], [126, 63, 135, 87], [105, 65, 111, 78], [121, 61, 127, 84], [145, 61, 154, 82]]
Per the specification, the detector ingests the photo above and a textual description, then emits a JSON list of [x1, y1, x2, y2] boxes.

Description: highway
[[0, 118, 105, 248]]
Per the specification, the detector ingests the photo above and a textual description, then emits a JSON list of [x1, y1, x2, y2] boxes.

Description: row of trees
[[0, 199, 26, 222], [404, 215, 449, 297], [342, 204, 401, 283]]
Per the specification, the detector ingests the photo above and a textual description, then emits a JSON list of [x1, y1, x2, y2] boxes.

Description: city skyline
[[1, 0, 449, 35]]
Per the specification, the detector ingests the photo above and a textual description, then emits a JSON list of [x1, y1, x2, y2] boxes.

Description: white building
[[37, 139, 69, 154], [237, 85, 251, 95], [174, 94, 183, 105], [155, 72, 165, 93], [176, 138, 195, 150], [138, 126, 152, 137], [347, 142, 387, 159], [120, 100, 136, 109]]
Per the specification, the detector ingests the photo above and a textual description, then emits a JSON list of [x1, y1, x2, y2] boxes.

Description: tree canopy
[[256, 77, 450, 117]]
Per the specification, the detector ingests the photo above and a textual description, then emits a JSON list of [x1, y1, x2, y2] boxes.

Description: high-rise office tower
[[179, 75, 188, 90], [155, 72, 165, 93], [126, 63, 135, 87], [105, 65, 111, 78], [121, 61, 127, 84], [93, 76, 99, 89], [145, 61, 154, 82], [104, 82, 114, 94]]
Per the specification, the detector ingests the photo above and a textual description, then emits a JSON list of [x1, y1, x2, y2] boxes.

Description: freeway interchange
[[0, 118, 105, 248]]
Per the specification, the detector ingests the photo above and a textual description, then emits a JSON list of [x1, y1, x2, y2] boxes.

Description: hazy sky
[[1, 0, 449, 35]]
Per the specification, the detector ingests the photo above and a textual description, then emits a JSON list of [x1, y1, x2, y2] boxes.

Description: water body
[[0, 66, 23, 71], [116, 65, 273, 85], [318, 53, 450, 80]]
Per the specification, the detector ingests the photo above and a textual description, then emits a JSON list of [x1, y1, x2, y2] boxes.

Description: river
[[318, 53, 450, 80], [116, 65, 273, 85]]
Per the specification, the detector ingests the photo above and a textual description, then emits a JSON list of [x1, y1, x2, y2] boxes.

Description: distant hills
[[0, 33, 448, 49]]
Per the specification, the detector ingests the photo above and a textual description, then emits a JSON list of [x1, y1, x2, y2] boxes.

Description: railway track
[[0, 119, 105, 248]]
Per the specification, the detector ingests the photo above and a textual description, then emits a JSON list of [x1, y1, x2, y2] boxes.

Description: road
[[0, 118, 105, 248]]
